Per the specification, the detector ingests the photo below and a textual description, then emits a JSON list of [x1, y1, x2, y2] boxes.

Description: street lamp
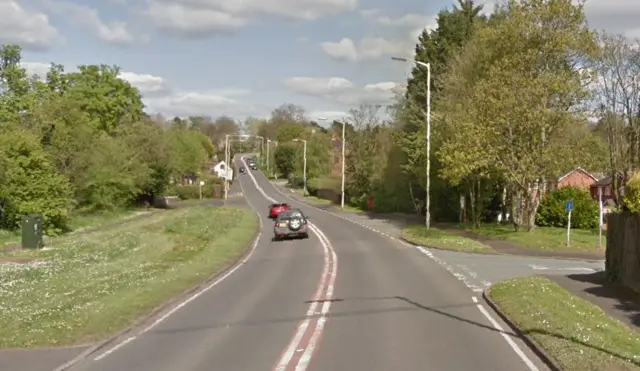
[[292, 138, 307, 196], [391, 55, 431, 229], [317, 116, 346, 209]]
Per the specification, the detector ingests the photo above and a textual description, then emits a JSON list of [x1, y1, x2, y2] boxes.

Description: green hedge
[[536, 187, 598, 229]]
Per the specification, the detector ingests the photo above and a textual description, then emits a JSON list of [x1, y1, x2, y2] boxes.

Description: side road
[[269, 182, 633, 325]]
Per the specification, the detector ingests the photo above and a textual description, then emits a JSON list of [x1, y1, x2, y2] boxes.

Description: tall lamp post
[[292, 138, 307, 196], [318, 116, 346, 209], [391, 55, 431, 229]]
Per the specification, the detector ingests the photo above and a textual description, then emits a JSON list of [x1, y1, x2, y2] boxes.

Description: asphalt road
[[56, 156, 551, 371], [273, 186, 604, 293]]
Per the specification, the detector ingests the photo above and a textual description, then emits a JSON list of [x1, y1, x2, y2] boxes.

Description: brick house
[[589, 173, 626, 204], [551, 167, 599, 191]]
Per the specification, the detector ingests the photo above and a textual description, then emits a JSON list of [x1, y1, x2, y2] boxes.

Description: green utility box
[[22, 214, 44, 249]]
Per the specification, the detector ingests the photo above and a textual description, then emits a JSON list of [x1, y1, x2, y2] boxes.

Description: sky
[[2, 0, 639, 123]]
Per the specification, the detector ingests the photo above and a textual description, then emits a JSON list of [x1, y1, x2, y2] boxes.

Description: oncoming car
[[268, 203, 290, 219], [273, 209, 309, 240]]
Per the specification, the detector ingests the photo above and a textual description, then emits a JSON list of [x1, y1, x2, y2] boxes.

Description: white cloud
[[375, 13, 432, 29], [43, 1, 134, 45], [359, 8, 380, 18], [145, 0, 357, 36], [0, 0, 60, 50], [321, 36, 410, 61], [320, 38, 358, 61], [147, 2, 248, 36], [22, 62, 54, 79], [284, 76, 397, 105], [309, 110, 349, 124], [21, 61, 250, 117]]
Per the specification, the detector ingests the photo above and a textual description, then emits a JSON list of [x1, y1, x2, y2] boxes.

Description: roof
[[557, 167, 598, 182]]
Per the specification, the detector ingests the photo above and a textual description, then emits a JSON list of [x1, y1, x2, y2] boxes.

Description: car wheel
[[272, 235, 279, 242]]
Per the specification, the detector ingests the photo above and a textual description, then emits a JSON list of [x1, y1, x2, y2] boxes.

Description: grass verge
[[0, 209, 149, 247], [489, 276, 640, 371], [402, 224, 494, 253], [451, 223, 604, 252], [0, 206, 258, 348]]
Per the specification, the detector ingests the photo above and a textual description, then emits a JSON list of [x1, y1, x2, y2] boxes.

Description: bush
[[170, 182, 220, 200], [622, 172, 640, 212], [536, 187, 598, 229], [0, 129, 73, 234]]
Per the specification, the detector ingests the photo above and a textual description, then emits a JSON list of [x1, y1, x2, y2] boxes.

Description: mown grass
[[452, 223, 604, 252], [0, 209, 149, 247], [402, 224, 494, 253], [489, 276, 640, 371], [0, 206, 257, 348]]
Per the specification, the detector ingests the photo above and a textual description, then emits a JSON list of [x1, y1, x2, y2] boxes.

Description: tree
[[591, 32, 640, 206], [274, 145, 297, 177], [437, 0, 599, 231], [394, 0, 489, 221], [0, 128, 72, 233]]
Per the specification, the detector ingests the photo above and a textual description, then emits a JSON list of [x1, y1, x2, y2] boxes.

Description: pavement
[[2, 162, 559, 371]]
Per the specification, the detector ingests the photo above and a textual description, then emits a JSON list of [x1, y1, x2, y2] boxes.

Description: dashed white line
[[240, 157, 338, 371], [266, 179, 544, 371]]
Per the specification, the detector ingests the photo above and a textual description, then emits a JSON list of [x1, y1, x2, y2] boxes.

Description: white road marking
[[265, 177, 543, 371], [240, 157, 338, 371], [529, 264, 596, 272], [476, 304, 539, 371], [93, 157, 263, 361]]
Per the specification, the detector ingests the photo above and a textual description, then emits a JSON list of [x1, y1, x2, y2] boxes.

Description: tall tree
[[437, 0, 599, 231]]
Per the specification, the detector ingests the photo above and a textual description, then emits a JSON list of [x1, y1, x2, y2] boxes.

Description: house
[[211, 161, 228, 178], [551, 167, 599, 192], [590, 173, 626, 202]]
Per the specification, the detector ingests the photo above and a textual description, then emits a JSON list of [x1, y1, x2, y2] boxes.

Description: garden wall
[[606, 213, 640, 291]]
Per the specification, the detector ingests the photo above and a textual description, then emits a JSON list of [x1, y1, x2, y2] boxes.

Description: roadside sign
[[565, 200, 573, 211]]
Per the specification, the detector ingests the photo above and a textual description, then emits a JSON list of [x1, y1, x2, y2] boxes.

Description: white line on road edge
[[266, 180, 490, 292], [261, 174, 540, 371], [476, 303, 539, 371], [93, 204, 264, 361], [239, 157, 338, 371]]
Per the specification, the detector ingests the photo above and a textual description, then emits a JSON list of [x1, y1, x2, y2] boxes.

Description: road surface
[[61, 157, 549, 371], [273, 184, 604, 293]]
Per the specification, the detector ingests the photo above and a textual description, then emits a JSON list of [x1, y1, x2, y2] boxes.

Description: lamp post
[[318, 116, 346, 209], [391, 55, 431, 229], [292, 138, 307, 196], [266, 139, 271, 175]]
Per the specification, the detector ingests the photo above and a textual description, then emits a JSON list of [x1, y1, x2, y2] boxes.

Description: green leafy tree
[[274, 145, 296, 177], [436, 0, 599, 231], [0, 128, 72, 233]]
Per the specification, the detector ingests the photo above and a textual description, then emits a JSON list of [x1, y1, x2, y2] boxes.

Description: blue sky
[[1, 0, 637, 122]]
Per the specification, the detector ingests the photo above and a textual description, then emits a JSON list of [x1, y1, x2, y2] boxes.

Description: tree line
[[0, 45, 242, 234], [260, 0, 640, 232]]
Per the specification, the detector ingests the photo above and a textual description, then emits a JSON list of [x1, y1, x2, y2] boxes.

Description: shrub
[[0, 129, 73, 234], [168, 182, 221, 200], [536, 186, 598, 229], [622, 172, 640, 212]]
